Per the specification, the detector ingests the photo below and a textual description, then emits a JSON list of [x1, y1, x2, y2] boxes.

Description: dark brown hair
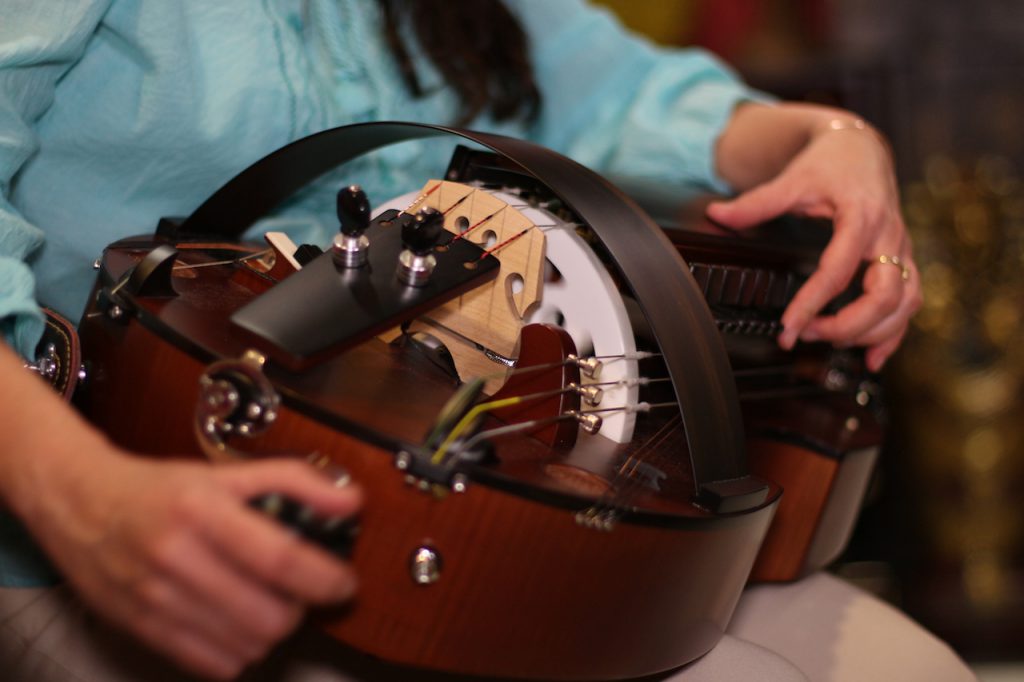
[[378, 0, 541, 126]]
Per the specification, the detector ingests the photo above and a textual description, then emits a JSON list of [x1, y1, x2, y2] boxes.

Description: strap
[[26, 308, 82, 401], [172, 122, 753, 499]]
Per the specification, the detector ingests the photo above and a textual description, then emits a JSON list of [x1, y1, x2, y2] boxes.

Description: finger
[[847, 279, 920, 349], [866, 328, 907, 373], [856, 319, 910, 363], [195, 493, 358, 604], [779, 208, 870, 348], [132, 569, 263, 665], [132, 608, 249, 681], [800, 260, 905, 343], [705, 177, 801, 229], [99, 557, 255, 680], [216, 459, 362, 518], [146, 521, 305, 650]]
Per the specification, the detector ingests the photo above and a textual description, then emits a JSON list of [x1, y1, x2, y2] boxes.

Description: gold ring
[[875, 254, 911, 281]]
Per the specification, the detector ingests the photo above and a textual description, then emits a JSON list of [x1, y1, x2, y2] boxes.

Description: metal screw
[[410, 546, 442, 585]]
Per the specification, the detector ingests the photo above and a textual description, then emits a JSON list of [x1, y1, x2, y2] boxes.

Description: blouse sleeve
[[0, 0, 111, 358], [507, 0, 774, 194]]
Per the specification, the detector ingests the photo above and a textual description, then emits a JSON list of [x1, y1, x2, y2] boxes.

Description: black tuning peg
[[332, 184, 371, 268], [397, 207, 444, 286], [402, 207, 445, 255], [337, 185, 371, 236]]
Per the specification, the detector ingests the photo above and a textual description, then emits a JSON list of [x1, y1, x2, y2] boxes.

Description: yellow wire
[[431, 395, 523, 464]]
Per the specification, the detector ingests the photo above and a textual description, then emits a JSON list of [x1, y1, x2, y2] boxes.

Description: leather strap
[[29, 308, 82, 401], [170, 122, 754, 499]]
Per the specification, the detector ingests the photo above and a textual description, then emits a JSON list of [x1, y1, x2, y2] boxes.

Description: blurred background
[[592, 0, 1024, 678]]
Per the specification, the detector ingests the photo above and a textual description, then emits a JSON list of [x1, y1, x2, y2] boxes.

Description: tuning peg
[[332, 184, 371, 268], [337, 185, 371, 236], [397, 207, 444, 286], [402, 207, 444, 255]]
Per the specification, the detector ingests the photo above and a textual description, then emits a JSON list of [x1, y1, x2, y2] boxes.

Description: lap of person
[[0, 572, 975, 682]]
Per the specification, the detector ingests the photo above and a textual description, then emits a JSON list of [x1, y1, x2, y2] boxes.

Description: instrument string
[[170, 249, 273, 271], [460, 414, 579, 452], [589, 376, 670, 389], [446, 205, 507, 245], [402, 329, 656, 382], [432, 382, 680, 467], [403, 181, 443, 212], [580, 414, 682, 525], [583, 400, 677, 416], [490, 351, 660, 381], [440, 191, 472, 216], [108, 248, 273, 301], [475, 226, 531, 260], [406, 182, 683, 489], [431, 394, 527, 464], [431, 382, 608, 464]]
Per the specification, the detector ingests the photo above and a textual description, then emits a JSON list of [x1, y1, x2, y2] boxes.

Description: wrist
[[822, 117, 868, 133], [0, 344, 123, 519], [810, 113, 893, 160]]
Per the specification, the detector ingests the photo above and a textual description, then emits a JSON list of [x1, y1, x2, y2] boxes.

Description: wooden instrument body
[[445, 146, 884, 585], [665, 208, 883, 582], [70, 122, 881, 678], [76, 239, 778, 680], [746, 434, 877, 582]]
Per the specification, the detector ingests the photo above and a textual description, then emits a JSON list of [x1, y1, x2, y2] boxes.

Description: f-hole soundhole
[[505, 272, 526, 318]]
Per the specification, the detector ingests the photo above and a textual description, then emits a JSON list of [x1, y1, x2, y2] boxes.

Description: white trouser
[[0, 572, 975, 681]]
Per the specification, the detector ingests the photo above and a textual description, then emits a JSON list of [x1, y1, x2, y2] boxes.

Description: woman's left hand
[[707, 108, 922, 372]]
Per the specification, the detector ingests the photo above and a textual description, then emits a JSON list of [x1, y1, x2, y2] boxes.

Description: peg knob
[[402, 207, 445, 255], [337, 185, 371, 236], [397, 208, 444, 286], [332, 185, 371, 268]]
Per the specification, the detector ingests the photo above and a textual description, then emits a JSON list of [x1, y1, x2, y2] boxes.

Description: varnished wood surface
[[76, 239, 781, 679], [668, 219, 884, 583]]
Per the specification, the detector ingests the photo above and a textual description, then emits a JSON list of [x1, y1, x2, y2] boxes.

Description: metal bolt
[[410, 546, 442, 585]]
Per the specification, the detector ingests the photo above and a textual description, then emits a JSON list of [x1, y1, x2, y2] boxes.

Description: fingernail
[[778, 328, 796, 350]]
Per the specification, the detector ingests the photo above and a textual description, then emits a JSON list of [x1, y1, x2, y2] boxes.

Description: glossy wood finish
[[76, 239, 780, 680], [489, 324, 581, 448], [746, 439, 877, 582], [667, 215, 884, 583]]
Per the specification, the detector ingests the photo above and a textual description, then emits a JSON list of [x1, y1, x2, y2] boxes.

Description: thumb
[[706, 178, 798, 230]]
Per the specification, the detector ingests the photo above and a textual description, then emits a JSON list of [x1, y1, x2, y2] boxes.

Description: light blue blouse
[[0, 0, 765, 585]]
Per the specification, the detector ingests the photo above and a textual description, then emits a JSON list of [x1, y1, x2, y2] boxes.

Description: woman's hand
[[23, 450, 362, 680], [709, 103, 923, 371], [0, 343, 362, 681]]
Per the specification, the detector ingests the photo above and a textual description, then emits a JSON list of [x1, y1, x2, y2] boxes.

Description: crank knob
[[250, 493, 360, 558]]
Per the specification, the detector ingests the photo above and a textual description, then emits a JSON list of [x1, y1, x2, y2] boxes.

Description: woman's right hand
[[2, 393, 361, 680], [2, 334, 362, 680], [36, 451, 360, 679]]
